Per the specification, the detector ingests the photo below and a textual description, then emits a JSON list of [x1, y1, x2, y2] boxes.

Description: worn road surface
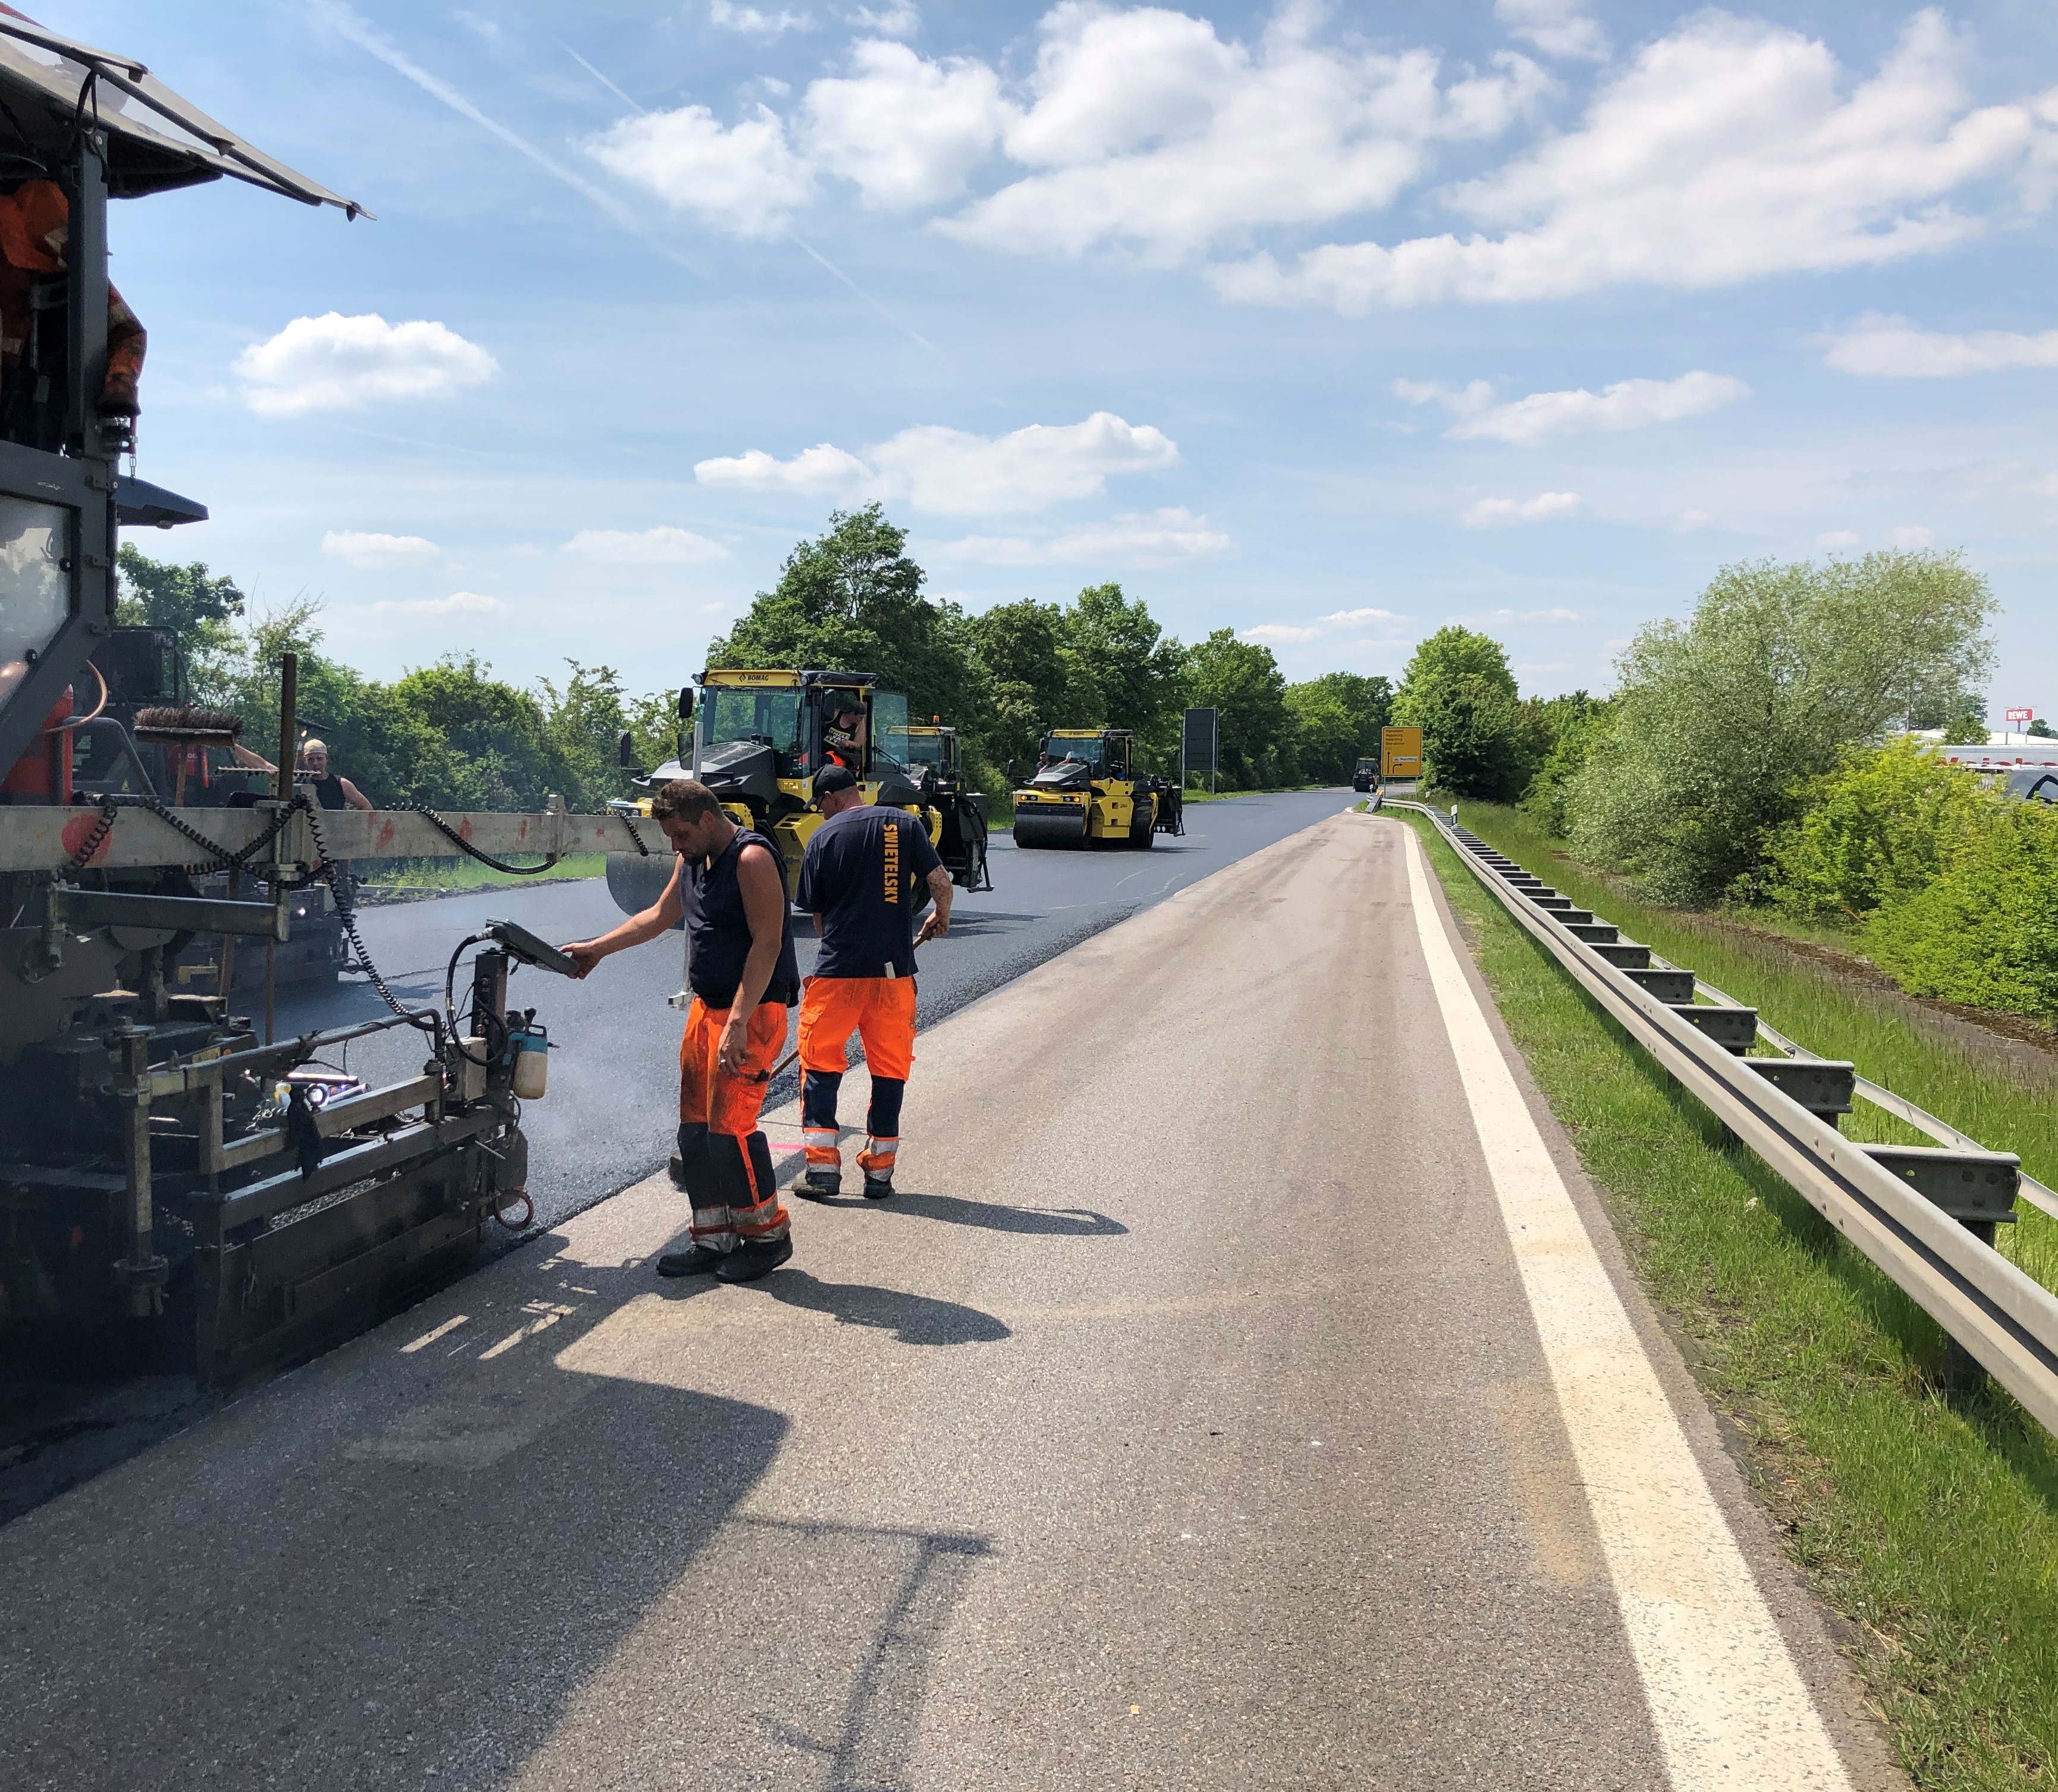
[[2, 812, 1903, 1790]]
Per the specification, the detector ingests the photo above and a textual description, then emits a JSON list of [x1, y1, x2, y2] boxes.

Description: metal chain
[[301, 802, 426, 1024]]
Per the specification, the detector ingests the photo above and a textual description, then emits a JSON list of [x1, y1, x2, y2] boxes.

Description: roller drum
[[1012, 809, 1088, 850], [607, 848, 682, 924]]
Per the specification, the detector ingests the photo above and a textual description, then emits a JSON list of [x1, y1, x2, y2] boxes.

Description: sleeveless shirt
[[681, 826, 800, 1010]]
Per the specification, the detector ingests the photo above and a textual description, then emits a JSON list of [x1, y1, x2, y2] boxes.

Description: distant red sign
[[2006, 708, 2034, 723]]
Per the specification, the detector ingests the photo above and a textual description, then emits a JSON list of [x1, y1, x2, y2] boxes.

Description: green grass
[[1403, 809, 2058, 1788], [356, 851, 607, 896], [1451, 802, 2058, 1303]]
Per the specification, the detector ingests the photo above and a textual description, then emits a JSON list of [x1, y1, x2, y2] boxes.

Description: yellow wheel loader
[[605, 669, 953, 917], [1010, 728, 1184, 850]]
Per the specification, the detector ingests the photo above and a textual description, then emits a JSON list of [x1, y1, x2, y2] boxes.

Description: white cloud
[[561, 526, 730, 564], [321, 530, 440, 568], [1822, 312, 2058, 377], [1463, 491, 1582, 527], [710, 0, 813, 37], [1482, 605, 1581, 621], [1214, 13, 2053, 311], [1675, 510, 1714, 533], [694, 443, 875, 497], [1449, 370, 1747, 444], [1321, 606, 1403, 624], [941, 8, 1548, 259], [1393, 377, 1496, 417], [696, 411, 1177, 514], [802, 40, 1006, 208], [1242, 623, 1321, 644], [1496, 0, 1608, 63], [234, 313, 497, 416], [372, 591, 501, 615], [1889, 524, 1937, 549], [588, 104, 813, 234], [846, 2, 919, 36], [940, 506, 1231, 565], [1816, 529, 1861, 548]]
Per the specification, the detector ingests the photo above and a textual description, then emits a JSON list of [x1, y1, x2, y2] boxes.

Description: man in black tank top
[[561, 779, 800, 1283]]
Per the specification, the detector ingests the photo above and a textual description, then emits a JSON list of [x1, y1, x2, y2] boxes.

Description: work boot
[[655, 1244, 726, 1278], [794, 1166, 842, 1202], [714, 1233, 793, 1283], [862, 1171, 894, 1201]]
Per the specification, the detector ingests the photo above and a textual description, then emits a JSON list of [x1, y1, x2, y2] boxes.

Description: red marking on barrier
[[517, 818, 530, 841], [458, 816, 475, 842], [376, 819, 396, 850], [59, 813, 111, 864]]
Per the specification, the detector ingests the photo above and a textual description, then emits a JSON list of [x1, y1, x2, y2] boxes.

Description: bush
[[1865, 801, 2058, 1020], [1763, 737, 1994, 922], [1564, 551, 1996, 904], [1519, 692, 1612, 837]]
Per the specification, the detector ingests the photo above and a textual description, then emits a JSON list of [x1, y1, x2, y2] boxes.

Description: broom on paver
[[133, 706, 243, 805]]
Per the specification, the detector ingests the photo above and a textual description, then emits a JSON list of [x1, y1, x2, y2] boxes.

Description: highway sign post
[[1183, 706, 1218, 795]]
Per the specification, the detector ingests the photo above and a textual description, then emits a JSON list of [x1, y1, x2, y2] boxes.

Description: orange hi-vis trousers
[[678, 996, 790, 1249], [796, 975, 915, 1178]]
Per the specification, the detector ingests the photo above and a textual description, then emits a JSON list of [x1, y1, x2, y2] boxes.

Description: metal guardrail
[[1387, 800, 2058, 1438]]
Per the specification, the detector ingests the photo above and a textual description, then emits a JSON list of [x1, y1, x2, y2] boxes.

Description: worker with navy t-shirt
[[793, 765, 953, 1200]]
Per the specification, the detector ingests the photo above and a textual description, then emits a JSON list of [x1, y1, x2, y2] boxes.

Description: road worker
[[822, 699, 866, 774], [558, 778, 801, 1282], [232, 737, 374, 810], [0, 178, 145, 445], [793, 765, 952, 1200]]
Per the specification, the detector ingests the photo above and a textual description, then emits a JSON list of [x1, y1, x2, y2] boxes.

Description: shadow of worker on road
[[760, 1268, 1011, 1345], [852, 1190, 1129, 1237]]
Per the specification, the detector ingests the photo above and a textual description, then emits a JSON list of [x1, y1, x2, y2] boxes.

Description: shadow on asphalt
[[743, 1268, 1011, 1346], [847, 1190, 1129, 1237]]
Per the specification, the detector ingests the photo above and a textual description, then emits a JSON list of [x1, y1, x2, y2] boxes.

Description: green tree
[[1566, 551, 1996, 903], [1186, 628, 1292, 786], [389, 655, 561, 811], [1066, 582, 1188, 759], [115, 543, 246, 634], [961, 597, 1091, 774], [537, 660, 636, 812], [1286, 671, 1393, 785], [1394, 627, 1531, 800], [708, 504, 972, 728], [1518, 691, 1613, 836]]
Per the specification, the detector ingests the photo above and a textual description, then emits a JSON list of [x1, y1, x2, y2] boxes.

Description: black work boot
[[794, 1165, 841, 1202], [656, 1243, 727, 1277], [862, 1171, 894, 1200], [714, 1233, 793, 1283]]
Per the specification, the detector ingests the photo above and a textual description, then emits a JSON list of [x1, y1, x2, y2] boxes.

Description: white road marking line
[[1400, 823, 1852, 1791]]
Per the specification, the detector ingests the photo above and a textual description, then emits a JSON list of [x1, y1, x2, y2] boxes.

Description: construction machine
[[0, 18, 640, 1388], [878, 715, 994, 892], [1010, 728, 1184, 849], [1352, 755, 1380, 794], [605, 668, 989, 918]]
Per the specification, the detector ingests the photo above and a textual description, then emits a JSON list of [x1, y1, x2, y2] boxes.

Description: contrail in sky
[[307, 0, 708, 278], [560, 43, 645, 115]]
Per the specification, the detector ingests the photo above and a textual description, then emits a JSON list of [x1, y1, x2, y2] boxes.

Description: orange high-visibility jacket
[[0, 179, 145, 414]]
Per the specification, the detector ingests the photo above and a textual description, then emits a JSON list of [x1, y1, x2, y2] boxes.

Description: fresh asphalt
[[277, 789, 1352, 1234], [0, 810, 1904, 1790]]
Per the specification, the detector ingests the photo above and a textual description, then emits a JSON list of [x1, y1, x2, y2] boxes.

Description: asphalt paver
[[1, 810, 1903, 1789]]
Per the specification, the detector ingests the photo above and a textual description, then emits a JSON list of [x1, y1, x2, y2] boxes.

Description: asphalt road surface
[[277, 789, 1353, 1233], [2, 812, 1903, 1790]]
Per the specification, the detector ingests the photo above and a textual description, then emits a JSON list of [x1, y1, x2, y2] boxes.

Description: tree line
[[117, 506, 1400, 811]]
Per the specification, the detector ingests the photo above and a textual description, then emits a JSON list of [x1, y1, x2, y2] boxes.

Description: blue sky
[[70, 0, 2058, 714]]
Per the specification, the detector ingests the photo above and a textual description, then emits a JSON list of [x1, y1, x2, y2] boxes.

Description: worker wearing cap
[[559, 779, 801, 1282], [793, 766, 952, 1199]]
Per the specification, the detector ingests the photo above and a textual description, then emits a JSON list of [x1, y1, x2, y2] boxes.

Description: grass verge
[[1450, 803, 2058, 1305], [357, 851, 607, 898], [1400, 808, 2058, 1790]]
